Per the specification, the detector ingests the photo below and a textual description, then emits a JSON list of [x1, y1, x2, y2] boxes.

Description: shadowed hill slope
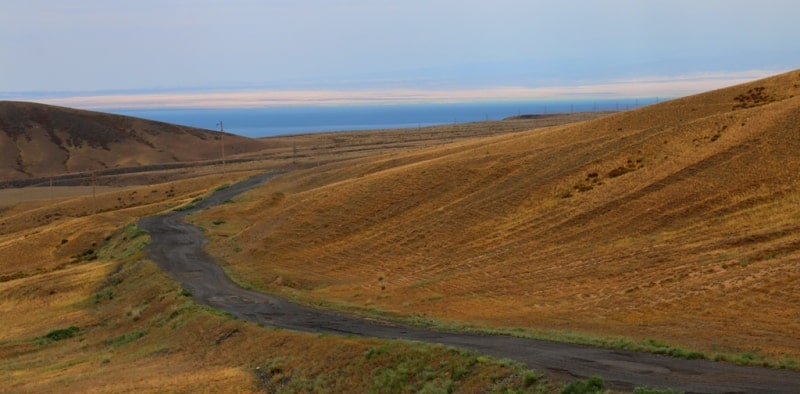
[[196, 69, 800, 361], [0, 101, 267, 180]]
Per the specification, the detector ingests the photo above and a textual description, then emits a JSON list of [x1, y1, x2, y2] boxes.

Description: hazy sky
[[2, 0, 799, 108]]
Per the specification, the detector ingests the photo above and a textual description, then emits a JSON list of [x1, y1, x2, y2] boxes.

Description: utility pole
[[217, 121, 226, 169]]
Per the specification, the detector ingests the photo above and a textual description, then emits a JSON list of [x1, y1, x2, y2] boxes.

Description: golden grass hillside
[[195, 69, 800, 364], [1, 169, 560, 393]]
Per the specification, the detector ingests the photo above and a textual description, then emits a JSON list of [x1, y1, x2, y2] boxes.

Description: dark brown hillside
[[0, 101, 268, 180], [195, 68, 800, 361]]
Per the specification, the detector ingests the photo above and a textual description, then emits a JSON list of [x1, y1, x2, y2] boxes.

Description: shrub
[[43, 326, 80, 342], [607, 166, 634, 178], [522, 370, 543, 387], [561, 376, 605, 394]]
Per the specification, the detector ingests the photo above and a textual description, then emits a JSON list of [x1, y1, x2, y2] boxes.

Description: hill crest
[[0, 101, 267, 180]]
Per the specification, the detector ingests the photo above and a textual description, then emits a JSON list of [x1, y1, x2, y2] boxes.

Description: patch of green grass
[[41, 326, 80, 343], [560, 376, 605, 394], [644, 339, 705, 360], [127, 225, 148, 240], [214, 183, 231, 192], [97, 223, 150, 261], [523, 370, 544, 387], [94, 288, 115, 304], [366, 344, 391, 359], [104, 329, 149, 348], [779, 357, 798, 369], [253, 341, 552, 393]]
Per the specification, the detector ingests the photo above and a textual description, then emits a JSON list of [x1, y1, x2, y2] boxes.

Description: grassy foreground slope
[[1, 171, 552, 392], [196, 69, 800, 363]]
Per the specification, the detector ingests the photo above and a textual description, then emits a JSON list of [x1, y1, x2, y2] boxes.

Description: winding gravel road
[[139, 172, 800, 393]]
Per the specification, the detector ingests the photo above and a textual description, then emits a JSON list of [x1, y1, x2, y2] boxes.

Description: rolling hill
[[0, 101, 268, 181], [3, 70, 800, 392], [194, 69, 800, 362]]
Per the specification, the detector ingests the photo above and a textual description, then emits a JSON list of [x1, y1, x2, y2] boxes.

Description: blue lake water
[[109, 99, 657, 138]]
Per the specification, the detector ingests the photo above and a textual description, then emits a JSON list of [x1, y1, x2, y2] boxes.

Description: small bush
[[607, 166, 634, 178], [779, 357, 798, 369], [561, 376, 605, 394], [43, 326, 80, 342], [523, 370, 543, 387]]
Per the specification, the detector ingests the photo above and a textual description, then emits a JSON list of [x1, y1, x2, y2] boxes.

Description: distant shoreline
[[504, 110, 616, 121], [108, 100, 653, 137]]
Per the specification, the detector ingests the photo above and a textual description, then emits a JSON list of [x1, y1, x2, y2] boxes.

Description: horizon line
[[4, 69, 782, 110]]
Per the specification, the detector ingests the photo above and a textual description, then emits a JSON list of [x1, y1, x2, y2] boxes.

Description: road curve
[[139, 172, 800, 393]]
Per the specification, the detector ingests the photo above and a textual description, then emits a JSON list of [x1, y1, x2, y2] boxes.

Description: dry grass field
[[1, 169, 555, 393], [193, 69, 800, 367], [3, 69, 799, 391], [2, 115, 609, 392]]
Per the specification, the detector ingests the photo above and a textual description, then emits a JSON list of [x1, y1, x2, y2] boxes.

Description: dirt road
[[139, 172, 800, 393]]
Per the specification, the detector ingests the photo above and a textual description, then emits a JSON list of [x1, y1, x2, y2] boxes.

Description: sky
[[2, 0, 799, 109]]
